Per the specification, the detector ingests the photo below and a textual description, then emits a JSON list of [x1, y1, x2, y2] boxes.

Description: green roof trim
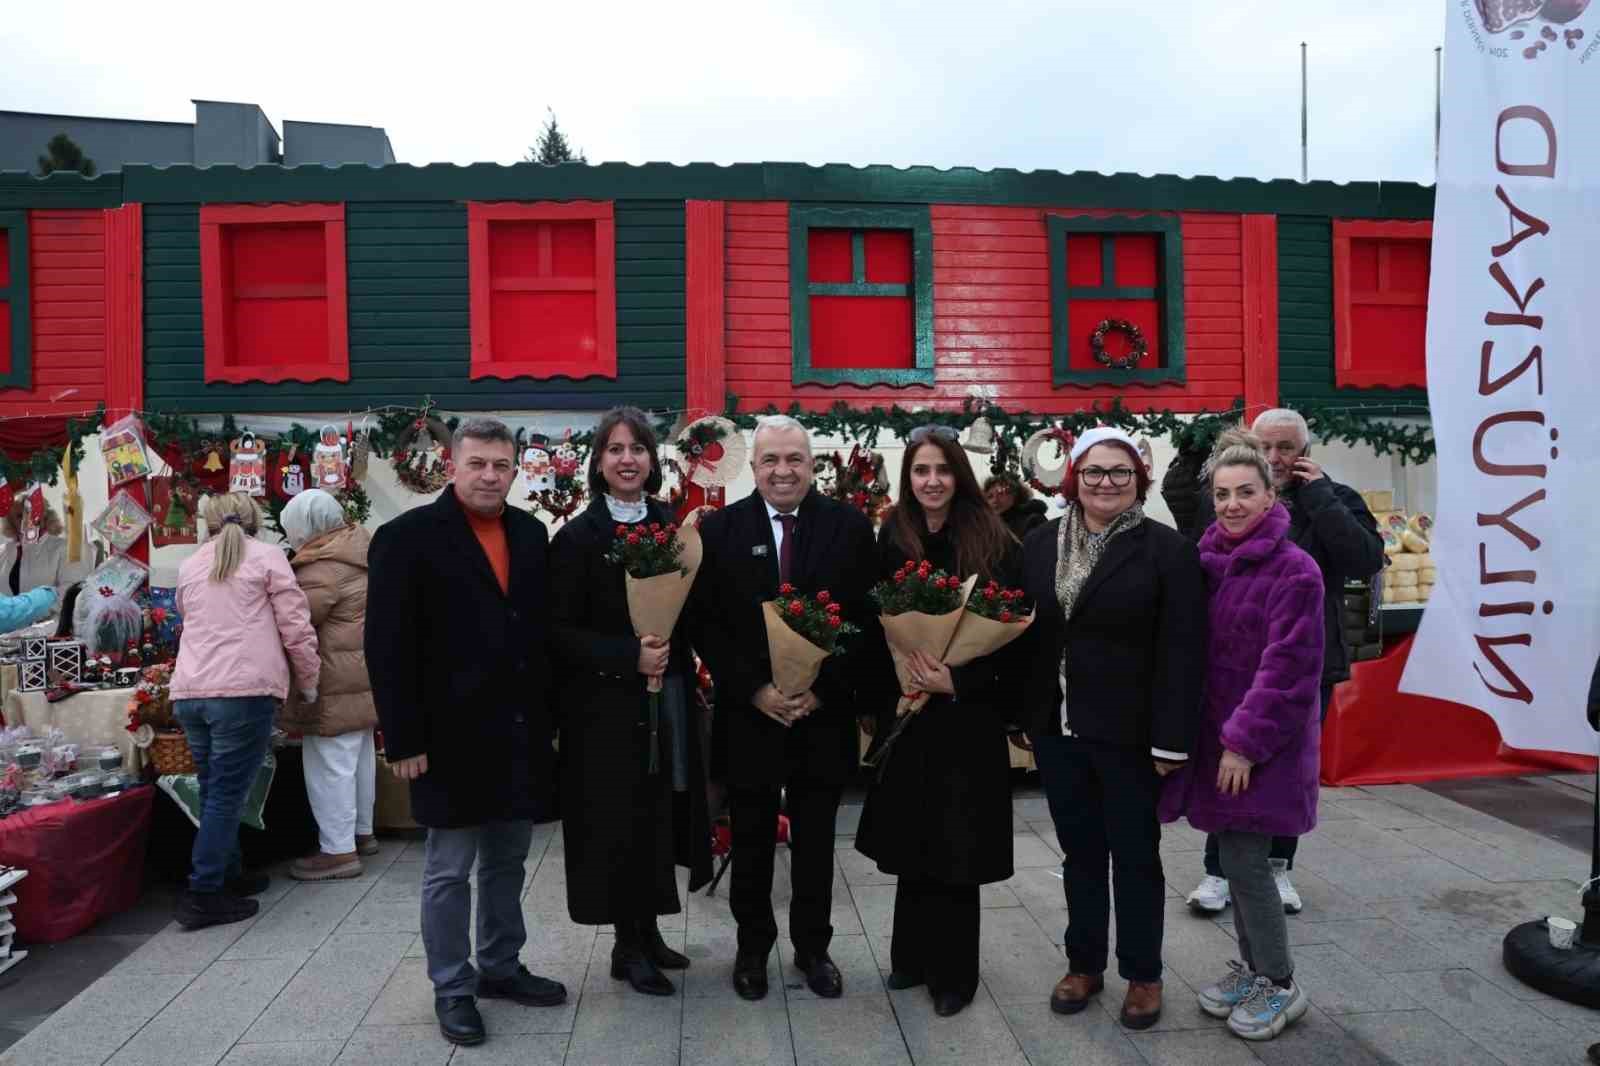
[[68, 162, 1440, 219], [0, 170, 125, 209]]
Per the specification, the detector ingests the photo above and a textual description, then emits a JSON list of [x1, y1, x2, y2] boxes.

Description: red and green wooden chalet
[[0, 163, 1435, 424]]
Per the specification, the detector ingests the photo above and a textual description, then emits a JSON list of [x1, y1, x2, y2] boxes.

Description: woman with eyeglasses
[[854, 424, 1023, 1018], [1020, 427, 1207, 1031]]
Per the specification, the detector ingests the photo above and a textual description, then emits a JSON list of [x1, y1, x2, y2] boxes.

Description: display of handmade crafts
[[313, 424, 347, 491], [91, 490, 153, 554], [393, 415, 451, 494], [228, 432, 267, 496]]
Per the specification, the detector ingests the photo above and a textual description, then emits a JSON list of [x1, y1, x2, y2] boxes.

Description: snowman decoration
[[519, 435, 554, 495]]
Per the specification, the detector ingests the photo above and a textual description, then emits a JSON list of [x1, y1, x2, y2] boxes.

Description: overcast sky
[[2, 0, 1444, 184]]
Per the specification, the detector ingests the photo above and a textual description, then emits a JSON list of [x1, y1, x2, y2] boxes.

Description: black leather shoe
[[643, 923, 691, 970], [886, 970, 925, 990], [435, 996, 485, 1046], [224, 872, 270, 897], [933, 989, 972, 1017], [793, 952, 844, 998], [732, 952, 769, 1001], [611, 943, 675, 996], [475, 964, 567, 1006], [175, 890, 258, 930]]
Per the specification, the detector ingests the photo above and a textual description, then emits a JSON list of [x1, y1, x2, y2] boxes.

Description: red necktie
[[776, 514, 796, 586]]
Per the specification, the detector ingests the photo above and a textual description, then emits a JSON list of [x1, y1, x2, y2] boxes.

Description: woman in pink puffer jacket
[[170, 492, 320, 931]]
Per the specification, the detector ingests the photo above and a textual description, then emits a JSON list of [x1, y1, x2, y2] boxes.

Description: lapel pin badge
[[751, 544, 769, 557]]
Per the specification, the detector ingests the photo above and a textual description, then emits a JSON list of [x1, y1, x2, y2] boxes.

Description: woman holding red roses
[[854, 426, 1023, 1017], [549, 407, 711, 997]]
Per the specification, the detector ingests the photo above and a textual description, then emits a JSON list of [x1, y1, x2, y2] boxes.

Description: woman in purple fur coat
[[1158, 429, 1324, 1043]]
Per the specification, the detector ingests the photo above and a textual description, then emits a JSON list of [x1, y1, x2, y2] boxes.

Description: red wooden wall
[[0, 210, 110, 417], [722, 202, 1250, 414]]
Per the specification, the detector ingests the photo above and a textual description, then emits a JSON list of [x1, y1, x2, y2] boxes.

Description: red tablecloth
[[0, 787, 153, 943], [1322, 635, 1597, 786]]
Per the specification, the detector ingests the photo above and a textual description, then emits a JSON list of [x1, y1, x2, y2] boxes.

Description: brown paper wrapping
[[880, 574, 977, 716], [761, 601, 834, 697], [622, 523, 704, 692]]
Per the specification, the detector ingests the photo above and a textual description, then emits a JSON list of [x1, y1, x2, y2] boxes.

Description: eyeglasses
[[907, 425, 959, 444], [1078, 466, 1137, 487]]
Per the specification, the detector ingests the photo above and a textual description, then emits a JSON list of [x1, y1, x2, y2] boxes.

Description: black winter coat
[[366, 489, 555, 829], [855, 524, 1022, 886], [549, 497, 712, 924], [1185, 476, 1385, 685], [1001, 499, 1048, 542], [691, 490, 879, 788], [1159, 449, 1208, 539], [1020, 514, 1208, 757]]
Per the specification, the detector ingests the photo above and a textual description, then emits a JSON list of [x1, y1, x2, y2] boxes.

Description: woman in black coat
[[855, 427, 1024, 1018], [1021, 427, 1208, 1032], [549, 407, 712, 998]]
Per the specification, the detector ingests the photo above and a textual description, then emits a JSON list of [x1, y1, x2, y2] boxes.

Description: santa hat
[[1068, 427, 1142, 466]]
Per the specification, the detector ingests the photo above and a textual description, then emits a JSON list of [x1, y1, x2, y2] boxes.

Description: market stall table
[[2, 687, 144, 775], [1321, 632, 1597, 786], [0, 786, 154, 943]]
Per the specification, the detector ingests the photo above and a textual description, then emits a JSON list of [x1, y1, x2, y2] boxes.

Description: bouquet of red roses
[[942, 579, 1033, 675], [761, 584, 860, 697], [604, 518, 704, 772], [871, 560, 978, 717]]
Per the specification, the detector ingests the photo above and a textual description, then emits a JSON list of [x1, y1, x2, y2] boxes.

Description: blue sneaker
[[1196, 960, 1255, 1018], [1227, 976, 1307, 1041]]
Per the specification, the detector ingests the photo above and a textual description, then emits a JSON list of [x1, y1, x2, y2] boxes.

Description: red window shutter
[[807, 226, 914, 370], [468, 201, 616, 381], [199, 203, 349, 384], [1065, 234, 1102, 287], [1114, 235, 1159, 288], [807, 229, 853, 283], [1333, 220, 1431, 389]]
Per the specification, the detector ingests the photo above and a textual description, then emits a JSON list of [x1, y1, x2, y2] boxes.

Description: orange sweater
[[464, 505, 510, 595]]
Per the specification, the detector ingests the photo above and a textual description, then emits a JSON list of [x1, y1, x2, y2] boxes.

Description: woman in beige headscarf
[[1, 496, 69, 600], [278, 489, 378, 881]]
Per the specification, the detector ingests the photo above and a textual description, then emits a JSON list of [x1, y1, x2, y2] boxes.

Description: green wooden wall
[[143, 200, 685, 414], [1276, 215, 1428, 410]]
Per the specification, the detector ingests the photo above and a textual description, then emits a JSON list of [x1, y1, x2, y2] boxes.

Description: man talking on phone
[[1171, 408, 1384, 917]]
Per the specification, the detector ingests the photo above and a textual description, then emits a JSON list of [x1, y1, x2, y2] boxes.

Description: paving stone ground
[[4, 777, 1600, 1065]]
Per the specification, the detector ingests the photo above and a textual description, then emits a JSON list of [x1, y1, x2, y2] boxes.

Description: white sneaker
[[1270, 859, 1303, 914], [1227, 976, 1308, 1041], [1187, 874, 1231, 914]]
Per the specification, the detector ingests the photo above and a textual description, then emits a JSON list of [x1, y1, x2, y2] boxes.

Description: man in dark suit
[[366, 418, 566, 1048], [693, 415, 878, 1001]]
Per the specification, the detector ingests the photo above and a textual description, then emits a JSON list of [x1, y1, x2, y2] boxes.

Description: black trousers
[[728, 782, 842, 958], [1032, 733, 1164, 983], [1201, 683, 1334, 877], [891, 875, 980, 1000]]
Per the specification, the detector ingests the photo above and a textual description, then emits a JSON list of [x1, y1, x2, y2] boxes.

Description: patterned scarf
[[1055, 501, 1145, 728]]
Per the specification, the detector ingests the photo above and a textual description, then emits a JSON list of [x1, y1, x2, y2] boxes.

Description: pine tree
[[37, 133, 98, 177], [526, 109, 586, 165]]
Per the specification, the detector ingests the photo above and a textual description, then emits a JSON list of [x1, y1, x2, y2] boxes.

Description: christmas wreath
[[528, 439, 586, 523], [392, 416, 452, 494], [1021, 427, 1076, 496], [1090, 319, 1148, 370]]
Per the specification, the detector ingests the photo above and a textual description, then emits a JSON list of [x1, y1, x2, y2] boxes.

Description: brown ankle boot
[[1120, 980, 1163, 1030], [1050, 972, 1104, 1015], [289, 851, 362, 881]]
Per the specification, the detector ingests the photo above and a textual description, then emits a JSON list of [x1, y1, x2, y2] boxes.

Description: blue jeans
[[173, 697, 276, 893]]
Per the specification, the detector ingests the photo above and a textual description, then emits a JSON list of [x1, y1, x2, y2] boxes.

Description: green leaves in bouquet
[[603, 521, 688, 579], [870, 559, 966, 617], [966, 579, 1030, 623], [774, 585, 859, 653]]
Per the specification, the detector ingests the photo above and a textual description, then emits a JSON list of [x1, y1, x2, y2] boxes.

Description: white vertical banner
[[1401, 1, 1600, 753]]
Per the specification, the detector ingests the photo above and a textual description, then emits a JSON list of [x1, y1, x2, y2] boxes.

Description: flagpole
[[1440, 45, 1452, 178], [1300, 42, 1309, 183]]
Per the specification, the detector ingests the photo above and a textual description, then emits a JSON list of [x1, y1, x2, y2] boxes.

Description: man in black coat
[[692, 415, 878, 1002], [366, 418, 565, 1048], [1164, 408, 1385, 916]]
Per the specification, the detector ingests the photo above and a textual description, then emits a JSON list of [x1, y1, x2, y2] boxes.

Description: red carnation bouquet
[[604, 518, 704, 772], [871, 560, 978, 717], [761, 584, 860, 697]]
